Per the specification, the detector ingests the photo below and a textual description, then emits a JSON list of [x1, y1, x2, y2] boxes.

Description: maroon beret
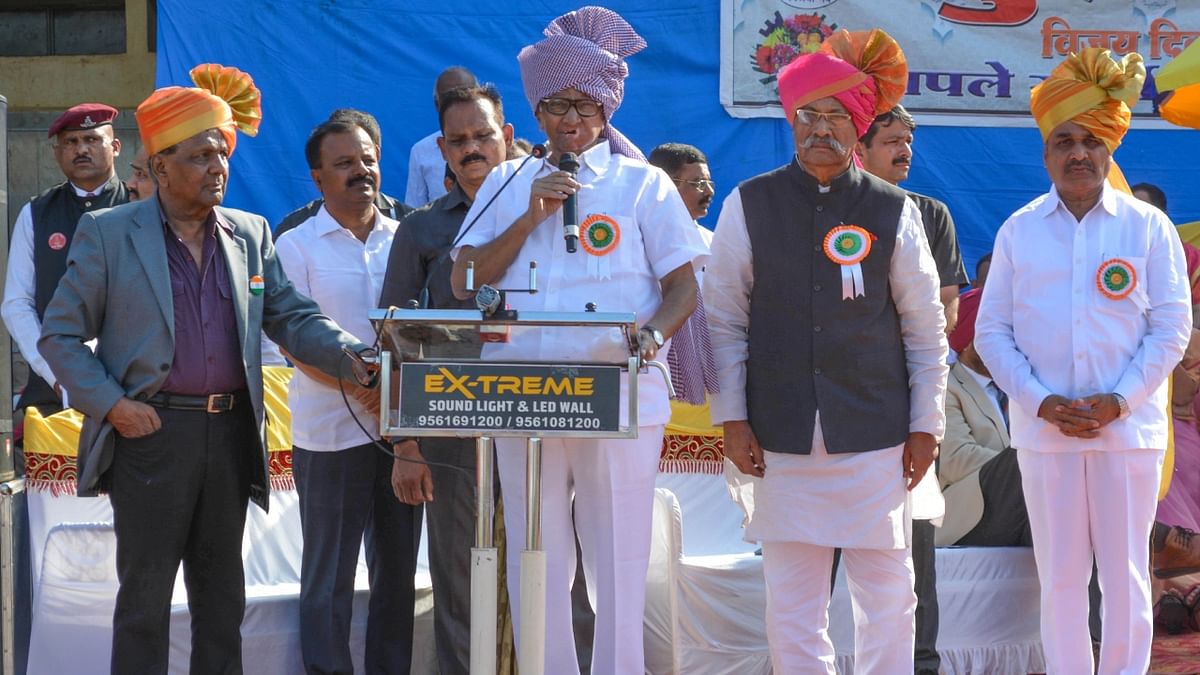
[[48, 103, 119, 138]]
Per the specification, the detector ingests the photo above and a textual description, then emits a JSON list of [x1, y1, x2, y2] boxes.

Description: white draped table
[[648, 456, 1046, 674]]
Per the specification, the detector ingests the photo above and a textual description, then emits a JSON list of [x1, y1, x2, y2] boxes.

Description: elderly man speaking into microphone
[[450, 6, 706, 673]]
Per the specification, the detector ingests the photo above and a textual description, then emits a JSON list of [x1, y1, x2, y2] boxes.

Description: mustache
[[460, 153, 487, 166], [800, 135, 848, 154], [347, 174, 376, 188], [892, 157, 911, 166], [1066, 159, 1095, 173]]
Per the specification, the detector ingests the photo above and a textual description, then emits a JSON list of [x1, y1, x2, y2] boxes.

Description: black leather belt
[[147, 390, 248, 413]]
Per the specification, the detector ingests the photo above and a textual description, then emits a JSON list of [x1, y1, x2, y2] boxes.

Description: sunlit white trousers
[[761, 541, 916, 674], [1018, 448, 1163, 675], [495, 426, 664, 675]]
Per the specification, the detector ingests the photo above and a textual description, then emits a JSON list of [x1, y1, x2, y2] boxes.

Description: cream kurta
[[749, 417, 910, 548], [705, 182, 948, 549]]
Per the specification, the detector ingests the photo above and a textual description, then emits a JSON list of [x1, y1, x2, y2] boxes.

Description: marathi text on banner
[[720, 0, 1199, 122]]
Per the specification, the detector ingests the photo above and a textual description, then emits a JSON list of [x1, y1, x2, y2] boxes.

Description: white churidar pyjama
[[495, 426, 664, 675], [1018, 447, 1163, 675]]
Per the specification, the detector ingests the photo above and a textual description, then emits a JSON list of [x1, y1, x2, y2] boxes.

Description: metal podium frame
[[369, 308, 666, 675]]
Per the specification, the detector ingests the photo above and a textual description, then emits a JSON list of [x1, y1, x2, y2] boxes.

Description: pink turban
[[778, 28, 908, 138], [948, 288, 982, 354], [517, 6, 647, 160]]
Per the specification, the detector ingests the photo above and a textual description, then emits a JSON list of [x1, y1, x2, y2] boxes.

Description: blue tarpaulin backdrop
[[157, 1, 1200, 275]]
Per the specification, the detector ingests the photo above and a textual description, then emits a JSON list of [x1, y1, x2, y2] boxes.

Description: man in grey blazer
[[39, 69, 371, 674], [937, 288, 1031, 547]]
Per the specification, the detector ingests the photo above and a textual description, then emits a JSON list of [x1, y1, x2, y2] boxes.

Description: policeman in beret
[[2, 103, 130, 413]]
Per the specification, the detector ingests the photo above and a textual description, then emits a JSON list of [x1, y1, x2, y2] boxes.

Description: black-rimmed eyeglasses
[[539, 97, 603, 118]]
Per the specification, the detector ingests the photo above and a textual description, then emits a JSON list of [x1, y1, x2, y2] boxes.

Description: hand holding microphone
[[558, 152, 580, 253], [524, 153, 581, 242]]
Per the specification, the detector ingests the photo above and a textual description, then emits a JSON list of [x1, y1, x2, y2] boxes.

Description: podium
[[370, 306, 668, 675]]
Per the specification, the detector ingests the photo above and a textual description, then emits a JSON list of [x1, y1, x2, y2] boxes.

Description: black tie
[[988, 381, 1010, 430]]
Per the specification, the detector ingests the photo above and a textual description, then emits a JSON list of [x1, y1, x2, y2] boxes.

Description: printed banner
[[397, 362, 622, 434], [720, 0, 1198, 122]]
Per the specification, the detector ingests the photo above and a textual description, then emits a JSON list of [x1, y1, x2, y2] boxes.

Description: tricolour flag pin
[[250, 275, 265, 296]]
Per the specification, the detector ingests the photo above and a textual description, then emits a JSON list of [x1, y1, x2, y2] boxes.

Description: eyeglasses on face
[[673, 178, 715, 192], [539, 97, 603, 118], [793, 108, 853, 128]]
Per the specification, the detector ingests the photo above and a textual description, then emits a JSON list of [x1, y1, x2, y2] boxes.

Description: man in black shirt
[[857, 103, 969, 675], [377, 83, 513, 675], [858, 105, 969, 331]]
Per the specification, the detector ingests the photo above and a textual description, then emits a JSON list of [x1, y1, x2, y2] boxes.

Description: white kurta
[[275, 206, 397, 451], [454, 142, 708, 427], [452, 141, 706, 675], [975, 183, 1191, 453], [704, 181, 948, 549], [750, 415, 910, 548]]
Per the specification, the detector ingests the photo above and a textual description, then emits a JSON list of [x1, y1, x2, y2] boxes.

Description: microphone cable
[[336, 348, 475, 481], [446, 144, 546, 256], [410, 143, 546, 308], [328, 145, 551, 488]]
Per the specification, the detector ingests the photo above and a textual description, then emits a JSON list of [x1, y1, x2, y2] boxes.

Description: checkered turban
[[518, 6, 648, 160]]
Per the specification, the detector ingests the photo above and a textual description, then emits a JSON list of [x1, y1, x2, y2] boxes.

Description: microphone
[[406, 143, 547, 308], [559, 152, 580, 254]]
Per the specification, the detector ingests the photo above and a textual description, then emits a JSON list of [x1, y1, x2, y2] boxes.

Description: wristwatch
[[641, 326, 665, 348], [1112, 393, 1131, 420]]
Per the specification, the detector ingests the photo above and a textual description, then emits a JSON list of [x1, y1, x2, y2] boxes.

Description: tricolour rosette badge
[[581, 214, 621, 280], [823, 224, 873, 300], [1096, 258, 1137, 300]]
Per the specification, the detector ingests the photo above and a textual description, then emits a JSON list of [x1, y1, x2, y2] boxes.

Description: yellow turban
[[1156, 38, 1200, 130], [136, 64, 262, 156], [1030, 48, 1145, 152]]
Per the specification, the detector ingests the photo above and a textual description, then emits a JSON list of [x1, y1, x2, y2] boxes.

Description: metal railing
[[0, 437, 22, 675]]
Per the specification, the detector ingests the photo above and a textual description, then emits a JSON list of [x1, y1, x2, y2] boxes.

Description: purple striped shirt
[[159, 210, 246, 395]]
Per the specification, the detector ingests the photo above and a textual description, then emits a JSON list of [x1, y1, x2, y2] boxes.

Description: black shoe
[[1157, 592, 1191, 635]]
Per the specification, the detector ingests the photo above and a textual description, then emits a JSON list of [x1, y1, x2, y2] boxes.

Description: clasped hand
[[1037, 393, 1120, 439]]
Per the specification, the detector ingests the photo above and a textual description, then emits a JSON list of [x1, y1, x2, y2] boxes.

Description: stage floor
[[1151, 630, 1200, 674]]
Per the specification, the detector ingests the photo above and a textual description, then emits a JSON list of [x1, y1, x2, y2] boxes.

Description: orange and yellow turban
[[1030, 48, 1145, 153], [778, 28, 907, 138], [136, 64, 262, 156]]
